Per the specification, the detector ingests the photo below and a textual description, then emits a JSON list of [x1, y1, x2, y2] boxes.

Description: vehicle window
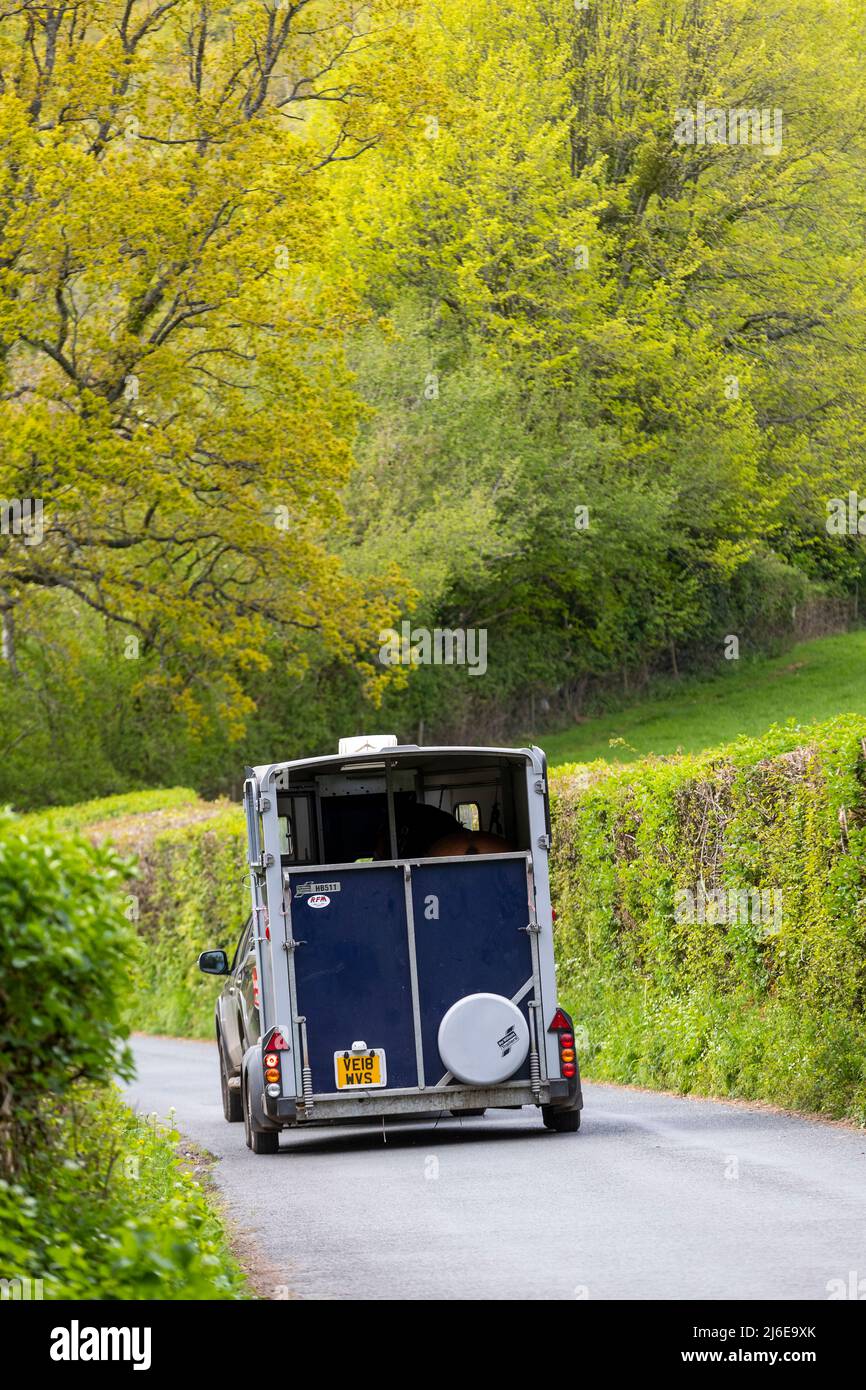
[[230, 917, 253, 972], [455, 801, 480, 831], [278, 813, 293, 856], [277, 793, 315, 863]]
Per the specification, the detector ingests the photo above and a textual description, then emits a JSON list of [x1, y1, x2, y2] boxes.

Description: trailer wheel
[[542, 1105, 581, 1133], [219, 1040, 243, 1123], [451, 1108, 486, 1118], [243, 1079, 280, 1154]]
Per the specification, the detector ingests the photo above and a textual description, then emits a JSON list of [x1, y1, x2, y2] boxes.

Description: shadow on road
[[273, 1114, 577, 1156]]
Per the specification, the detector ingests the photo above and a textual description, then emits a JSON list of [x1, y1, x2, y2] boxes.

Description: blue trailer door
[[286, 866, 418, 1093], [410, 856, 535, 1084]]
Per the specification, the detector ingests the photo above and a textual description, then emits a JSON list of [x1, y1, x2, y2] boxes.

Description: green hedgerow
[[0, 814, 138, 1170], [550, 714, 866, 1123]]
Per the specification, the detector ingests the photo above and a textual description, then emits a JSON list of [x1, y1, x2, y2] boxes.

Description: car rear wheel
[[542, 1105, 581, 1133], [219, 1041, 243, 1123], [243, 1079, 280, 1154]]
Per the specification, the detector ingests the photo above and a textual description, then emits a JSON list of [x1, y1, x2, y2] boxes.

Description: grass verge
[[0, 1086, 248, 1300]]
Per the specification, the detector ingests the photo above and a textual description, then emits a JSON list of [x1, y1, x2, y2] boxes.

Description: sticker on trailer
[[295, 880, 341, 897], [306, 894, 331, 909], [334, 1048, 387, 1089]]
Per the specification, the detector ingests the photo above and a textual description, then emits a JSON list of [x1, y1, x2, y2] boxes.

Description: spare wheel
[[437, 992, 530, 1086]]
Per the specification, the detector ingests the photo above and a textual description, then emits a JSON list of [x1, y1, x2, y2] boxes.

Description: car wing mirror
[[198, 949, 230, 975]]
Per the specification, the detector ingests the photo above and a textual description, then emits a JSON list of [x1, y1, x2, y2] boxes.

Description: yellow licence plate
[[334, 1049, 386, 1089]]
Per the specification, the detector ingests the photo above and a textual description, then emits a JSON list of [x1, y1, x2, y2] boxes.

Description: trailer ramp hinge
[[519, 922, 541, 935], [283, 938, 306, 952], [258, 795, 271, 813], [260, 852, 275, 868], [534, 779, 545, 794], [537, 834, 550, 850]]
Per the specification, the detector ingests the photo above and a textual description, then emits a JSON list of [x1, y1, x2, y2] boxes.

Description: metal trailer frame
[[242, 744, 573, 1127]]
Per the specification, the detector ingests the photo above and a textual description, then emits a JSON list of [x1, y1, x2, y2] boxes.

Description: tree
[[0, 0, 429, 735], [332, 0, 866, 726]]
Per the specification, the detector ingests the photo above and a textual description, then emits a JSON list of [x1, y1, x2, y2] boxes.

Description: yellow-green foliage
[[550, 715, 866, 1121], [0, 3, 431, 743], [13, 788, 199, 836]]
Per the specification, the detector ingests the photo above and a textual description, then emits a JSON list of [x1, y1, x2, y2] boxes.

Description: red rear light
[[552, 1013, 578, 1080], [266, 1029, 289, 1050], [264, 1053, 278, 1068]]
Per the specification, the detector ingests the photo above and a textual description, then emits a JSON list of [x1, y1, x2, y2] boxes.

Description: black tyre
[[451, 1108, 486, 1118], [219, 1041, 243, 1123], [542, 1105, 581, 1133], [243, 1079, 280, 1154]]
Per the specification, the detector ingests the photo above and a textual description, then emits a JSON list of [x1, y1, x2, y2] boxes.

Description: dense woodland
[[1, 0, 865, 806]]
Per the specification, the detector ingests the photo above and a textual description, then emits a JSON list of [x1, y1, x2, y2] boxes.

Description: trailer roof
[[251, 743, 544, 784]]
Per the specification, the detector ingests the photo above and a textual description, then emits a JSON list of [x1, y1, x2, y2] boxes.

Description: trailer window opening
[[270, 756, 530, 866], [321, 790, 389, 864], [276, 793, 316, 864], [329, 773, 519, 860], [455, 801, 480, 831]]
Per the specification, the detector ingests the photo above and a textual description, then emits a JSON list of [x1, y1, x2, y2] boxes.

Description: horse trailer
[[199, 736, 582, 1151]]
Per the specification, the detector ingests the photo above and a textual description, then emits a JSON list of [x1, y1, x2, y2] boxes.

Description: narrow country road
[[125, 1035, 866, 1301]]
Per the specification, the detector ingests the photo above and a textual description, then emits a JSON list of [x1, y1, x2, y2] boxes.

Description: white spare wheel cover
[[437, 992, 530, 1086]]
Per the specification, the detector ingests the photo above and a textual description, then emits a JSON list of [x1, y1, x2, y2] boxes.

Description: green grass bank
[[543, 630, 866, 766]]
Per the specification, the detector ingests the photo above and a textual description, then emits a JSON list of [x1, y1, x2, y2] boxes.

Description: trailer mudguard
[[242, 1044, 281, 1132]]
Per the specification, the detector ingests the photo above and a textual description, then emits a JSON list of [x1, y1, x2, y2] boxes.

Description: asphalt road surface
[[126, 1035, 866, 1300]]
